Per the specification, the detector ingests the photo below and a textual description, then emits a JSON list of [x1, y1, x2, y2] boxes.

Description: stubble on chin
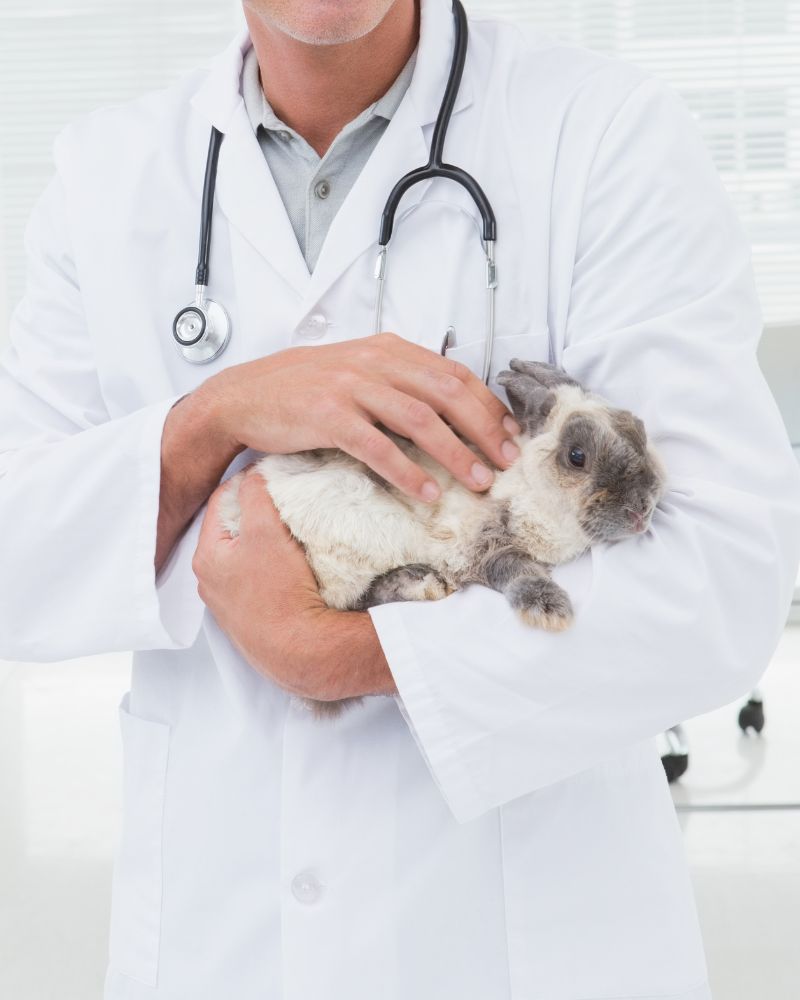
[[243, 0, 397, 47]]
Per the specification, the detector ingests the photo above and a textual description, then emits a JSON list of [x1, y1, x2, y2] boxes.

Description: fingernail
[[503, 415, 521, 435], [501, 439, 520, 462], [421, 480, 440, 502], [471, 462, 493, 486]]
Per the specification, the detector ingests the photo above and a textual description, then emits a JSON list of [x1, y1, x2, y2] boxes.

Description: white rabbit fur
[[216, 360, 667, 716]]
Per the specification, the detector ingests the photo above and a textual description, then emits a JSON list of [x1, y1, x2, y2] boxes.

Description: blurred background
[[0, 1, 798, 998]]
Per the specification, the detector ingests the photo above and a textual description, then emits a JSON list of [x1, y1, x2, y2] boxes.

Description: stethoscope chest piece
[[173, 287, 231, 364]]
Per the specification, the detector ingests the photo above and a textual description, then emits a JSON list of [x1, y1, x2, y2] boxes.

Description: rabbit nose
[[626, 507, 647, 532]]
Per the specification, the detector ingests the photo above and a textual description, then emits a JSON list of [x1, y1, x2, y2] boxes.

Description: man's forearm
[[156, 385, 246, 575], [316, 608, 398, 700]]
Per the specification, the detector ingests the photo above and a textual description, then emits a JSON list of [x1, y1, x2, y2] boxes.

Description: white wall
[[0, 0, 245, 347]]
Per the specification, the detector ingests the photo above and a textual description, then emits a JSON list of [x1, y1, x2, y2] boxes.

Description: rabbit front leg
[[474, 546, 574, 632], [353, 563, 453, 610]]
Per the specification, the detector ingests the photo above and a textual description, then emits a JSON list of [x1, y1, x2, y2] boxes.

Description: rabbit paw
[[357, 563, 452, 609], [508, 576, 574, 631]]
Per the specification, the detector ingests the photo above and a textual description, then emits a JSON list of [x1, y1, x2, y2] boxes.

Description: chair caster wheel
[[738, 698, 765, 735], [661, 752, 689, 784]]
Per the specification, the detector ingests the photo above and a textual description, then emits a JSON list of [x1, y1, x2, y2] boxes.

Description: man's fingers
[[455, 365, 522, 434], [352, 383, 496, 492], [239, 469, 307, 565], [237, 468, 295, 549], [196, 464, 262, 556], [380, 361, 519, 473], [329, 414, 443, 502], [237, 471, 320, 593], [192, 473, 241, 585], [371, 338, 521, 463], [199, 474, 239, 548], [375, 333, 517, 428], [387, 337, 512, 405]]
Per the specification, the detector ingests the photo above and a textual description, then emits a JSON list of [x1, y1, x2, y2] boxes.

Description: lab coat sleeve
[[368, 76, 800, 824], [0, 167, 205, 661]]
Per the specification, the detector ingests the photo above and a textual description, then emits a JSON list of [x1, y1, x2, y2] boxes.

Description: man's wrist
[[187, 376, 247, 458], [310, 608, 398, 701], [155, 384, 247, 574], [163, 383, 246, 489]]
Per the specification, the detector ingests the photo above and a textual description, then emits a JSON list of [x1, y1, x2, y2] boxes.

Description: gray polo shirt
[[240, 45, 417, 272]]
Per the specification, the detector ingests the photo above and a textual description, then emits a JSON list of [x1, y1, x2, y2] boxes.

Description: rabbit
[[218, 359, 668, 718]]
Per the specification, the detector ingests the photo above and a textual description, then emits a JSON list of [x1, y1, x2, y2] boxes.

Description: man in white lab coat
[[2, 0, 799, 997]]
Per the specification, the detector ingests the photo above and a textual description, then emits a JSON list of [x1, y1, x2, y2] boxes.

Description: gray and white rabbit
[[219, 359, 667, 717]]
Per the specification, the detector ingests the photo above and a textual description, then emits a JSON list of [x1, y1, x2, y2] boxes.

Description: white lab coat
[[2, 0, 799, 997]]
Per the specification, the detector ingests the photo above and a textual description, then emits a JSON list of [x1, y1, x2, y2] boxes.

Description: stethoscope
[[173, 0, 497, 383]]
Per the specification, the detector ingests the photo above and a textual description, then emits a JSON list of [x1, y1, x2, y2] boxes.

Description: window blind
[[0, 1, 241, 331], [1, 2, 797, 328], [466, 0, 800, 325]]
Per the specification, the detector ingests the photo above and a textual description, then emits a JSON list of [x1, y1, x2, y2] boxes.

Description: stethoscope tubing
[[196, 127, 224, 287], [175, 0, 497, 380], [373, 0, 497, 384]]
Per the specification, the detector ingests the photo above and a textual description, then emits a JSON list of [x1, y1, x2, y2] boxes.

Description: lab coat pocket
[[108, 691, 171, 988], [443, 330, 552, 395]]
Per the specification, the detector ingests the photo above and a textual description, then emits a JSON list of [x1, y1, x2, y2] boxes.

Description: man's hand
[[157, 332, 521, 575], [192, 466, 397, 702], [204, 331, 521, 501]]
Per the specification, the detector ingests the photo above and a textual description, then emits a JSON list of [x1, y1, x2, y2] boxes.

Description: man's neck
[[243, 0, 419, 158]]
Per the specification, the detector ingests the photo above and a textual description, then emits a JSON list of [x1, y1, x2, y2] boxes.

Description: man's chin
[[247, 0, 397, 48]]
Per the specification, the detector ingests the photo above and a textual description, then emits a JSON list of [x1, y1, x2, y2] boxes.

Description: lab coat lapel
[[214, 105, 311, 296], [189, 28, 311, 298], [306, 0, 474, 310]]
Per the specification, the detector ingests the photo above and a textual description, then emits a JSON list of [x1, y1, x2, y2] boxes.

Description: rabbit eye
[[568, 446, 586, 468]]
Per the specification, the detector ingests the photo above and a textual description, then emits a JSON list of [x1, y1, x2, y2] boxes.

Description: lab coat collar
[[188, 0, 474, 304]]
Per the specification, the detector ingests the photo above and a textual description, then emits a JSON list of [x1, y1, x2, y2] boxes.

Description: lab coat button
[[300, 312, 328, 339], [291, 870, 322, 904], [314, 179, 331, 199]]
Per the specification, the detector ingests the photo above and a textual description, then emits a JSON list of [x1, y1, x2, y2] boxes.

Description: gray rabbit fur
[[219, 359, 667, 718]]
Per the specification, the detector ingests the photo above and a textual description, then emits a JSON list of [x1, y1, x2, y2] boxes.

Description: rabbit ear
[[496, 370, 557, 436], [508, 358, 583, 391]]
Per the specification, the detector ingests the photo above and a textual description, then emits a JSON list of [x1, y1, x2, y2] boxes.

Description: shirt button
[[314, 179, 331, 199], [277, 130, 291, 142], [299, 312, 328, 339], [291, 870, 323, 904]]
